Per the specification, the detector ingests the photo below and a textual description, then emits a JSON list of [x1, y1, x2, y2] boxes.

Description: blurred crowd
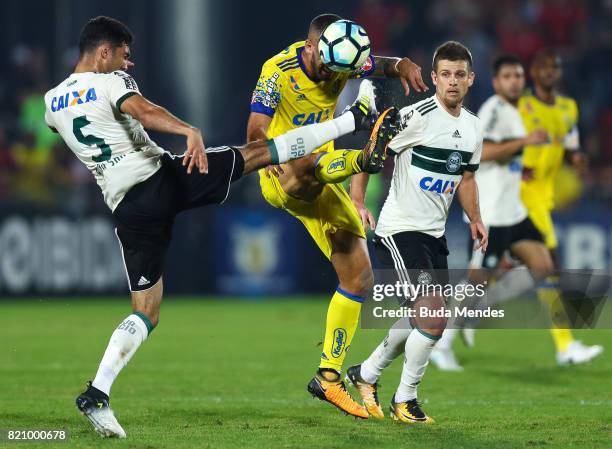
[[1, 0, 611, 213]]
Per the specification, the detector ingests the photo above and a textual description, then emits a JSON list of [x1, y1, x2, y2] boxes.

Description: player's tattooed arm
[[121, 94, 207, 174], [457, 171, 488, 252], [371, 56, 428, 95]]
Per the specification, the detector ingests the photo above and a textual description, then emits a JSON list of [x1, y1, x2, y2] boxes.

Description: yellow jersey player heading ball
[[247, 14, 427, 419]]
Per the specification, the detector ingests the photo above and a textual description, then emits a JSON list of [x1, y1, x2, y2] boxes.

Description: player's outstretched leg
[[76, 280, 161, 438], [238, 96, 372, 175]]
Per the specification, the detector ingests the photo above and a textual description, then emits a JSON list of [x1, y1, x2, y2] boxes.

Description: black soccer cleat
[[360, 107, 401, 174], [76, 381, 126, 438]]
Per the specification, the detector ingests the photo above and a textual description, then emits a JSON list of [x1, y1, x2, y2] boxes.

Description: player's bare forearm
[[247, 112, 272, 143], [371, 56, 427, 94], [371, 56, 402, 78], [121, 94, 197, 137], [481, 139, 525, 162], [350, 172, 370, 205], [122, 94, 206, 173], [457, 172, 481, 224]]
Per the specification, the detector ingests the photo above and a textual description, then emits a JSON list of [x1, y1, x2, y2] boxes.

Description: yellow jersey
[[518, 93, 579, 207], [250, 41, 375, 154]]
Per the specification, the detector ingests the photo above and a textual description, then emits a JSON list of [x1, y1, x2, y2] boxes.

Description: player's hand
[[183, 128, 208, 174], [569, 151, 588, 176], [396, 58, 428, 96], [353, 201, 376, 231], [265, 164, 284, 177], [521, 166, 535, 181], [470, 221, 488, 253], [524, 128, 548, 145]]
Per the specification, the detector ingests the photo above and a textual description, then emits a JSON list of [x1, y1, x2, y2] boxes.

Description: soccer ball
[[318, 20, 371, 73]]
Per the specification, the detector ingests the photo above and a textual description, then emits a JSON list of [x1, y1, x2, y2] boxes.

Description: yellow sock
[[537, 277, 574, 352], [314, 150, 362, 184], [319, 287, 363, 371]]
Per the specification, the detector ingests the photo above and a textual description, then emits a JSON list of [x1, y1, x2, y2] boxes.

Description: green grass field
[[2, 298, 611, 449]]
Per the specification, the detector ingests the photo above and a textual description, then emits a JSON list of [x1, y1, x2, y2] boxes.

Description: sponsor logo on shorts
[[331, 328, 347, 358], [417, 271, 433, 285]]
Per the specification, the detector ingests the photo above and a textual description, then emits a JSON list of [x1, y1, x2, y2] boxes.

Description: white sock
[[92, 313, 151, 396], [360, 317, 412, 384], [435, 328, 458, 351], [486, 266, 536, 305], [270, 112, 355, 163], [395, 329, 438, 403]]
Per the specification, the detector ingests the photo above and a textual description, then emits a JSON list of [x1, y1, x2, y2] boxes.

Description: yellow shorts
[[259, 170, 365, 259], [521, 188, 557, 249]]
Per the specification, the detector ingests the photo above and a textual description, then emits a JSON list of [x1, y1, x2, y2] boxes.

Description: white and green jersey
[[376, 95, 483, 238], [44, 71, 164, 211], [474, 94, 528, 226]]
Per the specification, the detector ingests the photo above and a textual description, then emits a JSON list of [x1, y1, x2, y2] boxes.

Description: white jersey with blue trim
[[44, 71, 164, 211], [472, 94, 528, 226], [376, 95, 483, 239]]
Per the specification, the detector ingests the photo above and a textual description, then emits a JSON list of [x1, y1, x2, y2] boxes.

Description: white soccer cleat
[[84, 406, 127, 438], [430, 347, 464, 372], [357, 79, 378, 116], [76, 382, 127, 438], [556, 341, 604, 366], [461, 327, 476, 348]]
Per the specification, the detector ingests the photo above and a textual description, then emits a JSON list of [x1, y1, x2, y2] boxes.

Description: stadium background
[[0, 0, 611, 297]]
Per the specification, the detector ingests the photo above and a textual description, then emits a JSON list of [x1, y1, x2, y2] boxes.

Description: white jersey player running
[[430, 55, 602, 371], [45, 16, 387, 438], [346, 41, 488, 423]]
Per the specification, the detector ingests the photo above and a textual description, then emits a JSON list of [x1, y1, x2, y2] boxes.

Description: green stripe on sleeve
[[465, 163, 479, 172], [116, 91, 139, 111]]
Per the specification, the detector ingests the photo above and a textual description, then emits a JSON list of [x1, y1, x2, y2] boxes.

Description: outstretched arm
[[482, 129, 547, 162], [371, 56, 428, 95], [121, 94, 207, 174], [457, 171, 488, 253]]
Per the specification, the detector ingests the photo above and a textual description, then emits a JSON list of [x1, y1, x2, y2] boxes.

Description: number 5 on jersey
[[73, 115, 112, 162]]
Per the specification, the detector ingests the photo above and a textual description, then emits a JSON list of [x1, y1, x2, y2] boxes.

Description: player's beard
[[444, 93, 464, 109]]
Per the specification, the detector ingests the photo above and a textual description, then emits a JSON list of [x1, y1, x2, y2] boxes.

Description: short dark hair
[[531, 47, 560, 67], [309, 13, 342, 37], [492, 54, 523, 75], [432, 41, 473, 71], [79, 16, 133, 55]]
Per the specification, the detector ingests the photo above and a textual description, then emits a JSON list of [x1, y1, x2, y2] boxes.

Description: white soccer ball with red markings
[[319, 20, 371, 73]]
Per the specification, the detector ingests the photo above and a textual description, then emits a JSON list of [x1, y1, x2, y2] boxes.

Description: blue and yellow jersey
[[519, 93, 579, 207], [250, 41, 375, 154]]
